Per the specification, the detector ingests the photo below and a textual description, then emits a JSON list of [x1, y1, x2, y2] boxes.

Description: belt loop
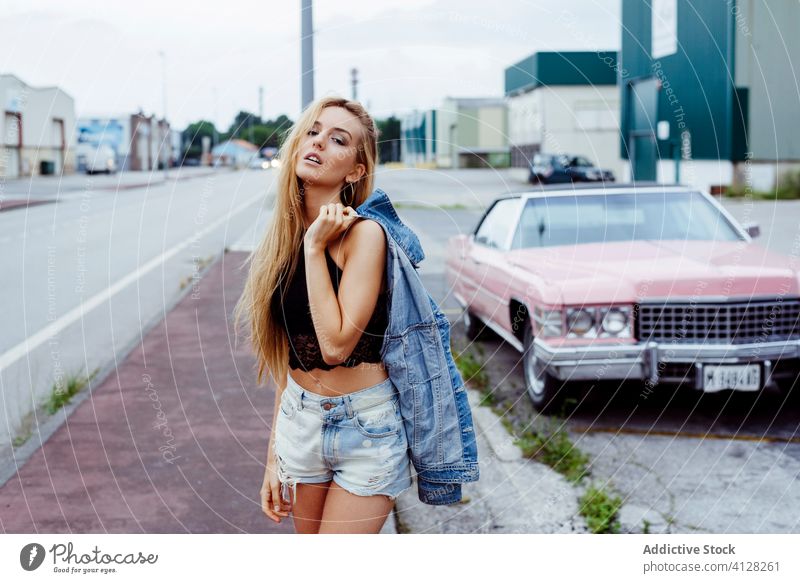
[[344, 395, 354, 419]]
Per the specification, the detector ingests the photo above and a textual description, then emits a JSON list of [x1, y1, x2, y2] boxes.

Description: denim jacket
[[354, 188, 480, 505]]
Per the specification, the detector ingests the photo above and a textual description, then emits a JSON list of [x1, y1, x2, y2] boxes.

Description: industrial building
[[620, 0, 800, 192], [401, 97, 509, 169], [0, 73, 76, 178], [76, 111, 174, 172], [504, 50, 623, 179]]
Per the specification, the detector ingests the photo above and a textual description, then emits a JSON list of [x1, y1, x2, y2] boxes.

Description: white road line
[[0, 191, 265, 373]]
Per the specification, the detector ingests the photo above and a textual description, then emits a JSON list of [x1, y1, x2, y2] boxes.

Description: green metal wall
[[505, 51, 618, 96], [619, 0, 746, 163]]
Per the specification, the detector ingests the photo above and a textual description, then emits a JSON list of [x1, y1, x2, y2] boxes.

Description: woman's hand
[[261, 448, 291, 523], [304, 202, 358, 253]]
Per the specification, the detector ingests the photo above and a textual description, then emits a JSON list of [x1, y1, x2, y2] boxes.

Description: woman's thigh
[[317, 481, 394, 534], [291, 481, 333, 534]]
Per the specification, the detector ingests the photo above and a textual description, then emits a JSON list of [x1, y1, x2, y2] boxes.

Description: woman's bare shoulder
[[343, 217, 386, 259]]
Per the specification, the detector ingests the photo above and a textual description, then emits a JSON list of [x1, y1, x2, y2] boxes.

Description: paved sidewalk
[[0, 166, 219, 212], [393, 388, 588, 534], [0, 251, 301, 533]]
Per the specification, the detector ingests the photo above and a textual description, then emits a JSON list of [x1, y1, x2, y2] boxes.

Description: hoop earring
[[342, 180, 356, 206]]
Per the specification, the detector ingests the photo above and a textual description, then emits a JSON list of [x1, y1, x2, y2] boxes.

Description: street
[[2, 166, 800, 533]]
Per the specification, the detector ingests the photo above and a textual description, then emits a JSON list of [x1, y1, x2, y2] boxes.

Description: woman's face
[[295, 106, 365, 190]]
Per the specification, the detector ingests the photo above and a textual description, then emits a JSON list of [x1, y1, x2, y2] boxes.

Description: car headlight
[[533, 306, 563, 337], [564, 306, 632, 338], [567, 308, 594, 335], [600, 307, 628, 334]]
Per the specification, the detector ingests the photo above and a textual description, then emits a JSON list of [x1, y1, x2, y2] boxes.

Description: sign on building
[[652, 0, 678, 59]]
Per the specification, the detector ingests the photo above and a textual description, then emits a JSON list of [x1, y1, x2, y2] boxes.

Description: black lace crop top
[[270, 240, 389, 371]]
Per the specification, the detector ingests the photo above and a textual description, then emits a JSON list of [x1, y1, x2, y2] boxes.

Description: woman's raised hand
[[304, 202, 358, 252]]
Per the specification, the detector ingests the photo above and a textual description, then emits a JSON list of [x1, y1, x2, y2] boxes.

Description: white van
[[84, 144, 118, 174]]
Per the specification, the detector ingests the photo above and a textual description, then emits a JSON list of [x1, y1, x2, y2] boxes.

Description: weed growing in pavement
[[45, 368, 99, 415]]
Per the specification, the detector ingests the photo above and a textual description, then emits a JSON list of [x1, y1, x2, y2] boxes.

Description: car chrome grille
[[634, 298, 800, 344]]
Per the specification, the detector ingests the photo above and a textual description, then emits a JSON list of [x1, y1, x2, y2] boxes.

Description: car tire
[[522, 324, 567, 414], [528, 173, 541, 185], [462, 307, 486, 341], [775, 367, 800, 402]]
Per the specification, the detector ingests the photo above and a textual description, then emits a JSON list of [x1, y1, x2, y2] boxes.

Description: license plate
[[702, 364, 761, 392]]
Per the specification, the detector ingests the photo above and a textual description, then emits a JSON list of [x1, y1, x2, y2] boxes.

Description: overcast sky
[[1, 0, 621, 130]]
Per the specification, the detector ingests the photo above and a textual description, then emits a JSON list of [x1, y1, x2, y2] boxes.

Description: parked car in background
[[248, 156, 271, 170], [528, 153, 615, 185], [445, 183, 799, 413], [83, 144, 117, 174], [247, 155, 281, 169]]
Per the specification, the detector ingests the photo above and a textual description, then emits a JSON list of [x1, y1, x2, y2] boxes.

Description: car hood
[[506, 239, 799, 304]]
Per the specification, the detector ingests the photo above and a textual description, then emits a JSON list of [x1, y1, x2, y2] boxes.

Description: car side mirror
[[742, 221, 760, 238]]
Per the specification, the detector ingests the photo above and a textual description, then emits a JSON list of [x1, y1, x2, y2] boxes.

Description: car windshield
[[511, 191, 744, 248], [571, 156, 593, 167]]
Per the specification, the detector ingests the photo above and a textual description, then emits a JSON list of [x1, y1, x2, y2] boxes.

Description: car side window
[[474, 198, 519, 249]]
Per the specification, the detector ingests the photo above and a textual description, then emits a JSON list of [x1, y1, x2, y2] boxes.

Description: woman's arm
[[304, 217, 386, 366], [262, 376, 290, 522]]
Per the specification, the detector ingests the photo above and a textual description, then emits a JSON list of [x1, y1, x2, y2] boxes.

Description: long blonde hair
[[233, 96, 380, 389]]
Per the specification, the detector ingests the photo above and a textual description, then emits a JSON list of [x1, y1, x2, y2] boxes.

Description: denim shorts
[[273, 372, 413, 506]]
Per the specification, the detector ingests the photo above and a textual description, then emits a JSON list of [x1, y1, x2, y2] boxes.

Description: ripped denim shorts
[[273, 372, 413, 506]]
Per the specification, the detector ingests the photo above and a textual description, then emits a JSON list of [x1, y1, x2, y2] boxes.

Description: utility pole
[[351, 68, 358, 102], [301, 0, 314, 110], [259, 85, 264, 122], [213, 86, 219, 147], [159, 50, 168, 178]]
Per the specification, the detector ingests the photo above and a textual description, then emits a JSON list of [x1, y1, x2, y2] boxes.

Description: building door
[[4, 112, 22, 178], [627, 78, 658, 181], [52, 118, 65, 174]]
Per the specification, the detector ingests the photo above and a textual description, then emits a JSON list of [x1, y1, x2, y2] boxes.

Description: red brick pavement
[[0, 251, 291, 533]]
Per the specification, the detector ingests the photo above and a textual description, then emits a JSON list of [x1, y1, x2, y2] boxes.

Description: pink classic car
[[445, 183, 800, 413]]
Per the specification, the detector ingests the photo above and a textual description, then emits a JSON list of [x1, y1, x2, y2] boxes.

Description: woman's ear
[[346, 163, 366, 183]]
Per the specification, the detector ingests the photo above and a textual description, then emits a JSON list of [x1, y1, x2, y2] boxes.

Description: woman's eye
[[307, 129, 342, 144]]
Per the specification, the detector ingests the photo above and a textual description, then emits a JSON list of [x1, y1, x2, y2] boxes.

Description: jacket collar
[[355, 187, 425, 267]]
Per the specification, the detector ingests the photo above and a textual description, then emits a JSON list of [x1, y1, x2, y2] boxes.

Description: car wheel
[[462, 307, 486, 341], [528, 173, 541, 185], [774, 367, 800, 402], [522, 324, 566, 414]]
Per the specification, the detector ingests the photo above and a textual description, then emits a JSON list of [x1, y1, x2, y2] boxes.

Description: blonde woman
[[234, 96, 411, 534]]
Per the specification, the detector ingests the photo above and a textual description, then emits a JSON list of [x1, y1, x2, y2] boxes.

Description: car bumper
[[533, 337, 800, 388]]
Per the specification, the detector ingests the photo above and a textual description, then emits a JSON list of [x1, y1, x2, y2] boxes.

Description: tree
[[376, 115, 401, 163], [181, 120, 218, 161], [221, 112, 294, 150]]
